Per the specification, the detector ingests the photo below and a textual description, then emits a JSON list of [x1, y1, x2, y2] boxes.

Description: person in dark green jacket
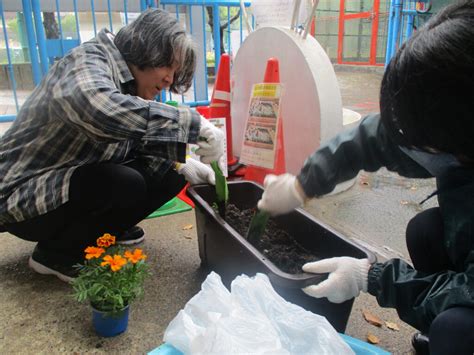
[[258, 1, 474, 354]]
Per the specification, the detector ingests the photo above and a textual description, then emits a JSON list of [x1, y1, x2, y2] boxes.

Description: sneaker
[[412, 332, 430, 355], [28, 245, 78, 283], [116, 226, 145, 245]]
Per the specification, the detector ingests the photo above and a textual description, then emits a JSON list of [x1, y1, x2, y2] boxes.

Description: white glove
[[176, 158, 215, 185], [302, 257, 370, 303], [257, 174, 305, 216], [196, 116, 225, 164]]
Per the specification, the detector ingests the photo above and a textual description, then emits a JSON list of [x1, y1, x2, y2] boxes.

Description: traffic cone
[[244, 58, 286, 185], [209, 54, 238, 166]]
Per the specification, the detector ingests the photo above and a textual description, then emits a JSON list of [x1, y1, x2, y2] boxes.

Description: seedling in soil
[[246, 209, 270, 245], [210, 161, 228, 218]]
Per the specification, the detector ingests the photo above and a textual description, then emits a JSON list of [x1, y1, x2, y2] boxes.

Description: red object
[[177, 183, 194, 208], [209, 54, 238, 166], [244, 58, 286, 185], [337, 0, 383, 66], [196, 106, 210, 117]]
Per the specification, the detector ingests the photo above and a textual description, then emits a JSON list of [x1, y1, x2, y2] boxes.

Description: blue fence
[[0, 0, 252, 122], [385, 0, 433, 66]]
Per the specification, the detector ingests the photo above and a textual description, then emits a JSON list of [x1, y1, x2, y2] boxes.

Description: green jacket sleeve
[[296, 114, 431, 198]]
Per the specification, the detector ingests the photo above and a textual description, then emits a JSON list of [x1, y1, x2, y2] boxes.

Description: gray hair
[[114, 8, 196, 94]]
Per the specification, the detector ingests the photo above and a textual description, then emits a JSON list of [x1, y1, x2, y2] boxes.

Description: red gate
[[337, 0, 382, 66]]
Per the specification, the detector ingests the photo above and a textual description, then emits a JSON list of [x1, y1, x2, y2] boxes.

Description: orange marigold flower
[[97, 233, 116, 247], [101, 254, 127, 272], [124, 249, 147, 264], [84, 246, 105, 259]]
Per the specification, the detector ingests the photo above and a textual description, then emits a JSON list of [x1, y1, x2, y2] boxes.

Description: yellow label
[[252, 83, 281, 98]]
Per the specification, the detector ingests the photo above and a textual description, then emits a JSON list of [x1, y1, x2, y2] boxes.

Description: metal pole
[[0, 115, 17, 122], [91, 0, 97, 36], [107, 0, 113, 32], [369, 0, 380, 65], [31, 0, 49, 75], [385, 0, 403, 66], [55, 0, 65, 56], [202, 5, 209, 100], [212, 4, 221, 71], [124, 0, 129, 24], [337, 0, 344, 64], [73, 0, 81, 42], [21, 0, 42, 84], [405, 13, 414, 40], [189, 4, 197, 102], [0, 0, 19, 114]]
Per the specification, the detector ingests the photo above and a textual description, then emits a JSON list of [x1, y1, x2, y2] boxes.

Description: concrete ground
[[0, 68, 436, 354]]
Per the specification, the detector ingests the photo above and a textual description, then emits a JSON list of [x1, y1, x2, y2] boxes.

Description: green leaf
[[246, 209, 270, 244], [70, 247, 150, 317], [210, 161, 228, 218]]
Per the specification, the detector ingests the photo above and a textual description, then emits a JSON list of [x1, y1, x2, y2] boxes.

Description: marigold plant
[[72, 233, 150, 316]]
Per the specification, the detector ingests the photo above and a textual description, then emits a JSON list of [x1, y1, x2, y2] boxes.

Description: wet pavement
[[0, 68, 435, 354]]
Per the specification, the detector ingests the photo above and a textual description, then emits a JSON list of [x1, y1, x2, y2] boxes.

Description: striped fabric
[[0, 29, 200, 224]]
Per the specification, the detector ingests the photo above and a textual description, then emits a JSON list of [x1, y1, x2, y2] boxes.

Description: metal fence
[[384, 0, 433, 66], [0, 0, 252, 122], [1, 0, 439, 123]]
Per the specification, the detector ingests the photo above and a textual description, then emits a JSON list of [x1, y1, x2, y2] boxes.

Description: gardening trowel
[[246, 208, 270, 244]]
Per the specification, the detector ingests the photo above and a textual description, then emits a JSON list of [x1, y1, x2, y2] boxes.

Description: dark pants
[[406, 207, 474, 355], [5, 161, 186, 257]]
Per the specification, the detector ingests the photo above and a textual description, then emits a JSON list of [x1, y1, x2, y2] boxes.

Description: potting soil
[[225, 204, 320, 274]]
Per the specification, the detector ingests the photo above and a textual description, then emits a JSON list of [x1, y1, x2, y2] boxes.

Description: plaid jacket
[[0, 29, 200, 224]]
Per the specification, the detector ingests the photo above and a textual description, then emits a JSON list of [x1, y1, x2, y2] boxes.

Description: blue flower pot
[[92, 305, 129, 337]]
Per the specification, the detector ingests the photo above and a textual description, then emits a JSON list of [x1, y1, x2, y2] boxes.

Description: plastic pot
[[188, 180, 376, 333], [91, 305, 129, 337]]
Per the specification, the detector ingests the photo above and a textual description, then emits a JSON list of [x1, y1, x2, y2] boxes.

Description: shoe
[[28, 245, 79, 283], [116, 226, 145, 245], [412, 332, 430, 355]]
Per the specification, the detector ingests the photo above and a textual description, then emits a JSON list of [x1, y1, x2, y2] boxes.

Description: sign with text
[[240, 83, 282, 169]]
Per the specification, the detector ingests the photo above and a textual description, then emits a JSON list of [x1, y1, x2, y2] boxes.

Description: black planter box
[[188, 181, 376, 333]]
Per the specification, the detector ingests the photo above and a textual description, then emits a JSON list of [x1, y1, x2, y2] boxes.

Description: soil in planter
[[225, 204, 321, 274]]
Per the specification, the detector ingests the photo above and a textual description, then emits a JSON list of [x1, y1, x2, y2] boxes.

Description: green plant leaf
[[246, 209, 270, 244], [71, 244, 150, 317], [210, 161, 228, 218]]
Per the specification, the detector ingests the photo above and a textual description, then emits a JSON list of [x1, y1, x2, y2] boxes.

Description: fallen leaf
[[367, 333, 379, 344], [385, 321, 400, 331], [184, 235, 192, 240], [182, 224, 193, 230], [362, 310, 383, 327]]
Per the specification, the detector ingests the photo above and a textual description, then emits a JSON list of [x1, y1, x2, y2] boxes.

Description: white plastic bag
[[164, 272, 354, 354]]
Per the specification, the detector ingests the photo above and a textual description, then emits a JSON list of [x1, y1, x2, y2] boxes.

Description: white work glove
[[302, 257, 370, 303], [176, 158, 215, 185], [196, 116, 225, 164], [257, 174, 305, 216]]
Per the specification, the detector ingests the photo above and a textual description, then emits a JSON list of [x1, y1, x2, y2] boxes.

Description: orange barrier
[[209, 54, 238, 166]]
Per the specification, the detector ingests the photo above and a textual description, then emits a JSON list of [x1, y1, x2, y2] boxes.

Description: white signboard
[[239, 83, 282, 169]]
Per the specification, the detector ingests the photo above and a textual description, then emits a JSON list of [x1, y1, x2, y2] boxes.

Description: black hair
[[114, 8, 196, 94], [380, 0, 474, 159]]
